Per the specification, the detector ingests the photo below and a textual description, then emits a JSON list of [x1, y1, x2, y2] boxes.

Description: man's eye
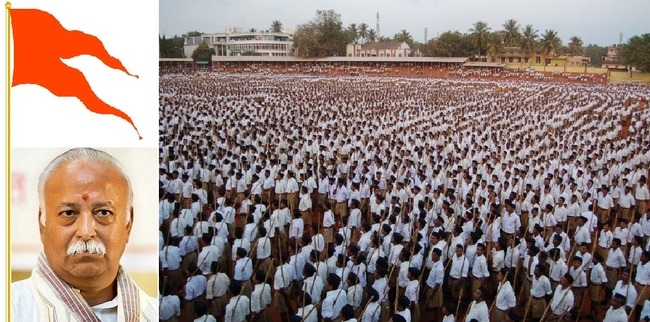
[[96, 210, 114, 217], [60, 210, 76, 217]]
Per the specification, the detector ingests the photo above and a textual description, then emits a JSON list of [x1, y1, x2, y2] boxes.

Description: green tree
[[347, 23, 358, 43], [423, 31, 473, 57], [191, 42, 213, 62], [469, 21, 490, 60], [486, 31, 504, 60], [502, 19, 521, 47], [520, 24, 538, 61], [358, 23, 369, 43], [620, 33, 650, 72], [567, 36, 583, 56], [584, 44, 607, 66], [293, 10, 347, 57], [393, 29, 414, 48], [249, 28, 257, 33], [183, 31, 202, 37], [159, 35, 185, 58], [271, 20, 283, 33], [368, 29, 377, 42], [540, 29, 562, 56]]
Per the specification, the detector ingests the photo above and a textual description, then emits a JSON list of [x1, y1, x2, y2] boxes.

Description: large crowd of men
[[158, 70, 650, 322]]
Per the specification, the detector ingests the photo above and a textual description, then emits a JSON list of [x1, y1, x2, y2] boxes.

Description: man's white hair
[[38, 148, 133, 225]]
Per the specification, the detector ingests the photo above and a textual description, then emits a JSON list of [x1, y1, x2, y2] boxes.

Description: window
[[535, 57, 541, 64]]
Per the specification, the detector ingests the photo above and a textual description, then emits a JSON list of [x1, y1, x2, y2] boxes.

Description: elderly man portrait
[[11, 148, 157, 321]]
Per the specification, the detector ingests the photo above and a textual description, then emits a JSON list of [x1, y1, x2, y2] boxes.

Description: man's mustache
[[66, 240, 107, 256]]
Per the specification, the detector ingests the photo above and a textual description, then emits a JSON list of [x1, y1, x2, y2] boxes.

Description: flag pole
[[5, 3, 12, 322]]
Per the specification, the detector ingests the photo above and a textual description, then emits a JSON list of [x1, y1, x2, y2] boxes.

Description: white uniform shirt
[[494, 281, 516, 310], [224, 295, 250, 322], [322, 289, 347, 319], [550, 285, 574, 316], [206, 273, 230, 299], [295, 304, 318, 322], [613, 281, 637, 309], [159, 295, 181, 321], [465, 300, 489, 322], [604, 305, 628, 322], [250, 283, 271, 313], [160, 246, 182, 271]]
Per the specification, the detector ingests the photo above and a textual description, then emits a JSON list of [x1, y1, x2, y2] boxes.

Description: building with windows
[[346, 42, 411, 57], [487, 46, 589, 68], [184, 30, 293, 57], [601, 44, 627, 70]]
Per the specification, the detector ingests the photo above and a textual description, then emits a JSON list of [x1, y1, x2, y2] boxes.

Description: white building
[[184, 31, 293, 57], [346, 42, 411, 57]]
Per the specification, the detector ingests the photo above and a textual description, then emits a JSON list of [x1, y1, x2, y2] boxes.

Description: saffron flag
[[9, 8, 142, 139]]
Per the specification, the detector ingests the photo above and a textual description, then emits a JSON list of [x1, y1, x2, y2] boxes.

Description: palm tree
[[520, 24, 538, 64], [567, 36, 583, 56], [394, 29, 414, 47], [358, 23, 369, 43], [502, 19, 521, 47], [540, 29, 561, 56], [347, 23, 358, 44], [368, 29, 377, 42], [469, 21, 490, 61], [486, 32, 504, 62], [271, 20, 283, 33], [540, 29, 561, 71]]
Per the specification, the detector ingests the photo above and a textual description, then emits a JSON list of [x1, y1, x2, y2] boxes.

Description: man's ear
[[125, 207, 134, 243], [38, 210, 45, 234]]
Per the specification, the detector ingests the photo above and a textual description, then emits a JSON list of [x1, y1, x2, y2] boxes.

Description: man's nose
[[76, 211, 97, 240]]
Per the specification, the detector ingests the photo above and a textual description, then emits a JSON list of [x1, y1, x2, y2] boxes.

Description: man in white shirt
[[299, 186, 313, 225], [224, 281, 250, 322], [471, 243, 491, 293], [589, 252, 608, 318], [500, 202, 521, 246], [528, 264, 553, 320], [604, 293, 629, 322], [606, 238, 627, 297], [448, 244, 469, 305], [160, 237, 183, 293], [361, 288, 381, 322], [619, 185, 636, 221], [233, 248, 254, 297], [322, 274, 347, 322], [160, 284, 181, 322], [574, 216, 592, 245], [302, 263, 324, 305], [465, 286, 490, 322], [596, 186, 614, 224], [250, 270, 272, 322], [255, 227, 273, 275], [425, 248, 444, 320], [549, 274, 575, 319], [294, 291, 318, 322], [635, 178, 649, 217], [274, 252, 296, 321], [206, 262, 230, 320], [192, 301, 216, 322], [185, 267, 207, 319], [613, 269, 638, 311], [198, 234, 222, 275], [492, 268, 516, 321]]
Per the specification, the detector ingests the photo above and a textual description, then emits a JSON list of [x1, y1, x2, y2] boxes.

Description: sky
[[160, 0, 649, 47]]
